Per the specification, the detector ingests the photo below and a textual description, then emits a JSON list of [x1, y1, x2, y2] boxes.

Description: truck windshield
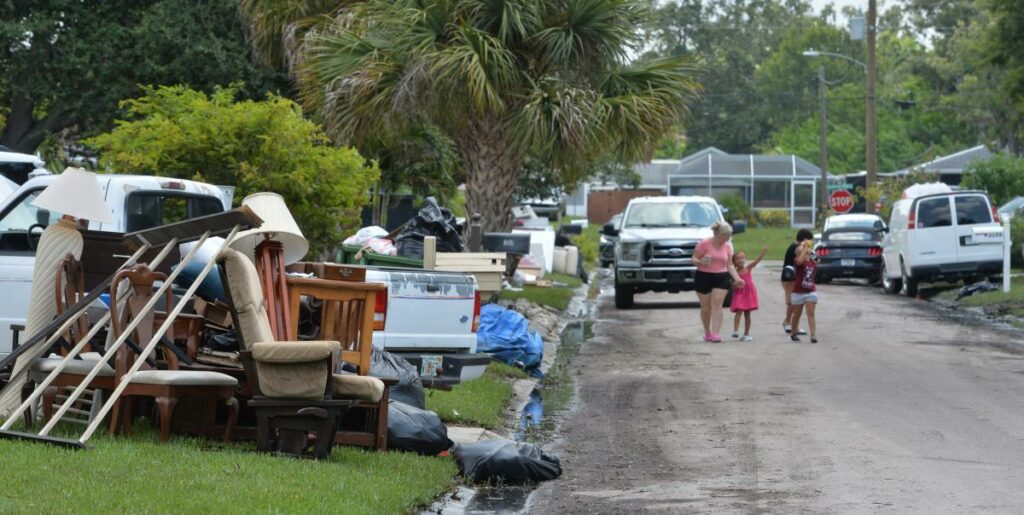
[[624, 202, 719, 228]]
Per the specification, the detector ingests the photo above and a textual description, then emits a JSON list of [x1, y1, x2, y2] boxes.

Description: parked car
[[607, 196, 742, 309], [0, 173, 232, 357], [813, 214, 886, 284], [599, 212, 622, 267], [998, 196, 1024, 219], [881, 185, 1004, 297], [518, 196, 563, 218]]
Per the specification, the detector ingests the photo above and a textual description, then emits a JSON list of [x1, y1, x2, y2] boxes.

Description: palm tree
[[242, 0, 701, 231]]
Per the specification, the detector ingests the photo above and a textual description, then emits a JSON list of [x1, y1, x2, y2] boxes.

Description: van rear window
[[917, 198, 952, 228], [954, 195, 992, 225]]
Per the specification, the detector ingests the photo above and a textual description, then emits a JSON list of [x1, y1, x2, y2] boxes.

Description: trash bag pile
[[454, 438, 562, 484], [395, 197, 464, 259], [476, 304, 544, 376], [369, 348, 425, 409], [343, 225, 397, 256], [387, 400, 453, 455]]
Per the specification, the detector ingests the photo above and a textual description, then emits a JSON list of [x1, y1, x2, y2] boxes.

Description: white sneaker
[[783, 324, 792, 334], [740, 335, 753, 342]]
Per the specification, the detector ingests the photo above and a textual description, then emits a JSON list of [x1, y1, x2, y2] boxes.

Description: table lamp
[[0, 167, 112, 416], [229, 192, 309, 340]]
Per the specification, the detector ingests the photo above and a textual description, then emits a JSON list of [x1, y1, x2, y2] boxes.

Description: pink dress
[[730, 270, 758, 313]]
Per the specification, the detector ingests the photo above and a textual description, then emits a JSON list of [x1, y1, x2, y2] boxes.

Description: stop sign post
[[829, 189, 854, 213]]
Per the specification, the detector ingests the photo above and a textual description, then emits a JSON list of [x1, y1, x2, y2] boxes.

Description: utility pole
[[817, 65, 829, 225], [865, 0, 878, 193]]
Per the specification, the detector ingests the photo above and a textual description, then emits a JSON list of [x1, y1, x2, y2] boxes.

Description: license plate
[[420, 355, 443, 378], [841, 259, 856, 267]]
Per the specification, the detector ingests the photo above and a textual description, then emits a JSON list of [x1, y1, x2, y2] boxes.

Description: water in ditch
[[430, 319, 593, 514]]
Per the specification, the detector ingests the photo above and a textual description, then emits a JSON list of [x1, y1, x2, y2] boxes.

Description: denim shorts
[[791, 291, 818, 305]]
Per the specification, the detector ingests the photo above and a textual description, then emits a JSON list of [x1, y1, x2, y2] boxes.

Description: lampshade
[[229, 192, 309, 265], [32, 167, 113, 223]]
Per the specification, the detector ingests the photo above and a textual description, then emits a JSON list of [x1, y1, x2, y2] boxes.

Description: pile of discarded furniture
[[0, 178, 393, 459]]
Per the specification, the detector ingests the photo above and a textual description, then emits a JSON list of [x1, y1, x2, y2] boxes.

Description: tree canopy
[[242, 0, 702, 231], [0, 0, 285, 153], [86, 85, 378, 258]]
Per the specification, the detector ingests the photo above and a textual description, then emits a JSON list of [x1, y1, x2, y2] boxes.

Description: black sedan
[[599, 212, 622, 267], [813, 214, 886, 284]]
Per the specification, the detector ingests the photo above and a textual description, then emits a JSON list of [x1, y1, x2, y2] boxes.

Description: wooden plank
[[124, 206, 262, 249], [423, 236, 437, 270], [435, 259, 506, 267], [436, 252, 506, 260], [435, 265, 506, 272]]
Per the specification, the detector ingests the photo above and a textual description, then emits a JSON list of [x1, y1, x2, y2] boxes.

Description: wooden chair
[[286, 265, 392, 450], [108, 264, 238, 443], [218, 249, 386, 453], [22, 254, 114, 426]]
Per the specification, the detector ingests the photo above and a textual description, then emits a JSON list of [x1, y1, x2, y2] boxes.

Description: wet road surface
[[530, 263, 1024, 513]]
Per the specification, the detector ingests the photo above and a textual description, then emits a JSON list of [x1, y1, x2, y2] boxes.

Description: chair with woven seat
[[108, 263, 238, 443], [217, 248, 386, 454]]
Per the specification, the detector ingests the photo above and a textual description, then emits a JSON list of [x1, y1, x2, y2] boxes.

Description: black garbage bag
[[956, 280, 1000, 300], [370, 348, 425, 409], [387, 400, 453, 455], [454, 438, 562, 484], [396, 197, 465, 259]]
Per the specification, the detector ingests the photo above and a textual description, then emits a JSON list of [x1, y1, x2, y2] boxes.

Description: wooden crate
[[422, 237, 506, 298]]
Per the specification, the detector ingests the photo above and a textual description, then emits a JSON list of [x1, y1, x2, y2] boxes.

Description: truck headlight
[[619, 242, 644, 263], [599, 235, 610, 245]]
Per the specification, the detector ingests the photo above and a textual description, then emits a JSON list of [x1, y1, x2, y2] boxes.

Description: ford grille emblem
[[668, 248, 685, 257]]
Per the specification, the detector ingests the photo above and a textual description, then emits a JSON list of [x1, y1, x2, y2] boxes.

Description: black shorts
[[695, 271, 731, 294]]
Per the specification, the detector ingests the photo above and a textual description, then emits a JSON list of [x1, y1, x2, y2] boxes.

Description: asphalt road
[[530, 262, 1024, 513]]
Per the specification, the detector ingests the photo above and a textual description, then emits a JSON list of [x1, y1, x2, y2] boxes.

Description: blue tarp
[[476, 304, 544, 377]]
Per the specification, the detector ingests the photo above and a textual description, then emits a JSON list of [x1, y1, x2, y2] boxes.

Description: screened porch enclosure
[[665, 151, 820, 227]]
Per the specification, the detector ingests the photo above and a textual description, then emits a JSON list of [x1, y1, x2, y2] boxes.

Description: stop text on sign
[[829, 190, 854, 213]]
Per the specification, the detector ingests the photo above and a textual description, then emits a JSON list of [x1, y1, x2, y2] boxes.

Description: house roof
[[896, 145, 994, 175]]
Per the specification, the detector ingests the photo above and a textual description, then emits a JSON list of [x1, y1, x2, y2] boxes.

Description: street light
[[801, 50, 866, 71], [803, 48, 877, 214]]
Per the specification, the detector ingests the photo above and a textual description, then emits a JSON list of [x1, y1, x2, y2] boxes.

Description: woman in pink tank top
[[691, 222, 745, 342]]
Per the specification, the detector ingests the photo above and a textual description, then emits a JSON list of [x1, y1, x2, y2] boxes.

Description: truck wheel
[[901, 262, 919, 297], [881, 262, 901, 294], [614, 283, 634, 309]]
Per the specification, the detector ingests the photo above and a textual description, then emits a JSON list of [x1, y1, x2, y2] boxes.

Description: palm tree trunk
[[460, 119, 523, 233]]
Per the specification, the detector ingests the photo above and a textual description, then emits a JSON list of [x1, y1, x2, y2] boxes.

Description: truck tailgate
[[371, 270, 478, 352]]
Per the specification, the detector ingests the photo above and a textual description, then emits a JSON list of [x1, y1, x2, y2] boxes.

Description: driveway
[[530, 262, 1024, 513]]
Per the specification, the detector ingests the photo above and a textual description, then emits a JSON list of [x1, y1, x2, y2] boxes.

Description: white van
[[881, 185, 1003, 296], [0, 174, 232, 356]]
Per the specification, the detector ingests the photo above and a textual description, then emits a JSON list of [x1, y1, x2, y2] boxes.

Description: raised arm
[[794, 243, 810, 265], [746, 247, 768, 272]]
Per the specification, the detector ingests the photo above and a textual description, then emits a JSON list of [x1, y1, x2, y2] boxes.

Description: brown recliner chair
[[217, 248, 385, 457]]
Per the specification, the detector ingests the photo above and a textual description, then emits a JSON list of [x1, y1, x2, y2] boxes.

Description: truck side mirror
[[732, 220, 746, 234], [602, 222, 619, 237], [36, 209, 50, 226]]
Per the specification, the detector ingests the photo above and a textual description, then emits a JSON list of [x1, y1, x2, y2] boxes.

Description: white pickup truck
[[0, 173, 489, 385], [0, 173, 232, 355]]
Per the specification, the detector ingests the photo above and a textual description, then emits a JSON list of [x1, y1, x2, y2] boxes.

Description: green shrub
[[1012, 216, 1024, 268], [756, 209, 791, 228], [570, 225, 600, 269], [717, 193, 752, 222]]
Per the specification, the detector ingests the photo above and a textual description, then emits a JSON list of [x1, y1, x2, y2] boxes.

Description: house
[[577, 147, 822, 227]]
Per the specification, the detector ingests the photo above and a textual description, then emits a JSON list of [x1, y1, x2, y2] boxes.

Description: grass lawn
[[0, 423, 455, 513], [426, 362, 526, 429], [732, 227, 801, 261]]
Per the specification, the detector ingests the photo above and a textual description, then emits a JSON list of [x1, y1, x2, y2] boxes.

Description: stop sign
[[829, 189, 854, 213]]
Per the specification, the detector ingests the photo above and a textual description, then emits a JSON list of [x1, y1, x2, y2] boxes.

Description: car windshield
[[999, 197, 1024, 215], [826, 217, 881, 231], [624, 202, 719, 228]]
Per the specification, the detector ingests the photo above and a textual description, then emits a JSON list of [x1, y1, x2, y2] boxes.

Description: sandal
[[790, 335, 801, 342], [811, 336, 818, 344]]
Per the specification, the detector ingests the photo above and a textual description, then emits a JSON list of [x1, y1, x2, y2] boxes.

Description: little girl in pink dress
[[731, 247, 768, 341]]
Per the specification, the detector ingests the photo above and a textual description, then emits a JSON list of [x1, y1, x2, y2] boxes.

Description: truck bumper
[[617, 266, 697, 292], [392, 352, 492, 388]]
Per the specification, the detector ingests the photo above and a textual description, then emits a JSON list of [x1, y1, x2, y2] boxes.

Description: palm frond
[[239, 0, 352, 70]]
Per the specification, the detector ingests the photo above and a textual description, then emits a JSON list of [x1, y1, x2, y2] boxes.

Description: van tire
[[881, 262, 901, 294], [614, 282, 634, 309], [901, 262, 919, 297]]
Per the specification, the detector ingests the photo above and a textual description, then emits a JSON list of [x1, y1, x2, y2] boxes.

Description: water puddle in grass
[[429, 314, 594, 514]]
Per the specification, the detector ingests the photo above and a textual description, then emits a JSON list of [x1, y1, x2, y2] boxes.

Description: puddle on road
[[433, 320, 593, 514]]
